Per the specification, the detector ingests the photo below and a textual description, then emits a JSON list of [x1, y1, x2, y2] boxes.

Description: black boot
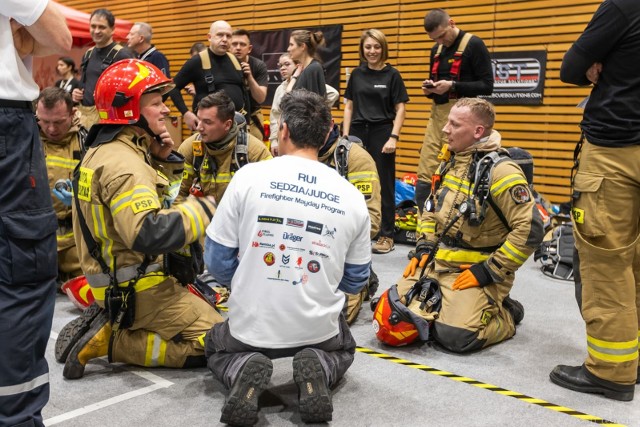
[[502, 295, 524, 325], [550, 364, 634, 401], [293, 348, 333, 423], [55, 303, 104, 363]]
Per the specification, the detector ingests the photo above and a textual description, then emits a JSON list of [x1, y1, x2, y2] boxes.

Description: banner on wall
[[249, 25, 342, 106], [481, 50, 547, 105]]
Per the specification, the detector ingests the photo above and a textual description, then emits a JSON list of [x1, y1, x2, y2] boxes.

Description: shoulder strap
[[102, 44, 124, 70], [333, 136, 352, 179], [226, 52, 242, 71], [81, 47, 95, 84], [199, 50, 216, 94], [234, 128, 249, 169], [449, 32, 473, 81]]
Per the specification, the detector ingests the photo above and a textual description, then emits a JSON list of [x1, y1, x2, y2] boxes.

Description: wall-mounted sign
[[481, 50, 547, 105]]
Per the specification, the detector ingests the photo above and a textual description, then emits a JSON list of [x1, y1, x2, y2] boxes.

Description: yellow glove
[[403, 254, 429, 278], [451, 263, 493, 290]]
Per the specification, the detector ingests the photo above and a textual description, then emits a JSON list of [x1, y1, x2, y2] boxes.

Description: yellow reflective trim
[[184, 163, 195, 173], [197, 333, 206, 347], [347, 171, 378, 182], [419, 221, 436, 235], [91, 204, 114, 270], [587, 335, 638, 363], [90, 273, 167, 301], [435, 249, 489, 264], [490, 174, 528, 197], [46, 156, 78, 169], [158, 339, 167, 366], [111, 186, 157, 216], [498, 240, 528, 265], [442, 175, 471, 194], [145, 333, 155, 366], [56, 231, 74, 240], [177, 203, 204, 237]]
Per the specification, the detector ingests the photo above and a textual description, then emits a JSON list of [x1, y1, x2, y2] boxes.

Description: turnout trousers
[[572, 140, 640, 385], [0, 105, 58, 427]]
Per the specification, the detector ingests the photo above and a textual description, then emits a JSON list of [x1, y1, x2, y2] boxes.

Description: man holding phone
[[415, 8, 494, 216]]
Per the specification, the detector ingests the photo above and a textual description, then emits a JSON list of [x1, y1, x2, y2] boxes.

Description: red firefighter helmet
[[94, 59, 175, 125], [372, 286, 420, 346]]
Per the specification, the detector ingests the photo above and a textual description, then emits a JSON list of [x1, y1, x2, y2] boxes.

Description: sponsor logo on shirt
[[308, 250, 329, 259], [253, 241, 275, 249], [312, 240, 330, 249], [323, 225, 336, 239], [296, 257, 303, 267], [263, 252, 275, 266], [283, 232, 303, 242], [282, 254, 290, 265], [279, 244, 286, 251], [307, 260, 321, 273], [292, 273, 309, 286], [286, 218, 304, 228], [287, 246, 306, 252], [258, 215, 284, 224], [306, 221, 323, 235], [257, 229, 274, 237], [374, 84, 387, 89]]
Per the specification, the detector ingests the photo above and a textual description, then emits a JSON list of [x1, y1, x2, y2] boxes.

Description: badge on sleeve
[[510, 184, 531, 204]]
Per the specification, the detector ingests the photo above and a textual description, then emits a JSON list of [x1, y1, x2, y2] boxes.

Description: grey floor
[[44, 245, 639, 427]]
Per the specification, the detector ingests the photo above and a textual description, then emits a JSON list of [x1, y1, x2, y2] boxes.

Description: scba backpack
[[534, 222, 575, 280]]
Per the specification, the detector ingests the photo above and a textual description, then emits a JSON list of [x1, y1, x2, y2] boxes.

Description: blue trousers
[[0, 105, 58, 427]]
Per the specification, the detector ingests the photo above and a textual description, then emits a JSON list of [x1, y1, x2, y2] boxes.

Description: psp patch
[[510, 184, 531, 204]]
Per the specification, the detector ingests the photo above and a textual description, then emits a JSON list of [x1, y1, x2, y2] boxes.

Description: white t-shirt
[[207, 155, 371, 348], [0, 0, 48, 100]]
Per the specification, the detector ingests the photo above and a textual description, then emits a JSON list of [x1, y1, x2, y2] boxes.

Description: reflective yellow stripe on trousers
[[145, 333, 167, 367], [435, 248, 490, 264], [587, 334, 639, 363]]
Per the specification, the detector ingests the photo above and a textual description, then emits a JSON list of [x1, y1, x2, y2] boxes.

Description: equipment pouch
[[166, 242, 205, 286], [105, 283, 136, 329]]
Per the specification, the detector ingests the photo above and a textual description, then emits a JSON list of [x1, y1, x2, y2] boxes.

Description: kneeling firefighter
[[373, 98, 544, 352], [58, 59, 222, 379]]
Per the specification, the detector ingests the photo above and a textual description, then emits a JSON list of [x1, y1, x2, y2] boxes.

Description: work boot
[[502, 295, 524, 325], [373, 236, 395, 254], [293, 349, 333, 423], [63, 311, 111, 380], [55, 302, 103, 363], [550, 364, 634, 401], [220, 353, 272, 426]]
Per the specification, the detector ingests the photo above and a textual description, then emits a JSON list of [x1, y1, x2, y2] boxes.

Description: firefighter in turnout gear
[[59, 59, 221, 380], [36, 87, 86, 285], [177, 91, 272, 202], [319, 123, 381, 323], [376, 98, 544, 352]]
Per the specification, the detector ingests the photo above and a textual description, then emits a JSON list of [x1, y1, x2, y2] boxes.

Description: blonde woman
[[287, 29, 326, 97], [343, 29, 409, 254]]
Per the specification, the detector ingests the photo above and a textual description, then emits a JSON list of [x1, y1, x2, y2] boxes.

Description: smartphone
[[423, 83, 435, 89]]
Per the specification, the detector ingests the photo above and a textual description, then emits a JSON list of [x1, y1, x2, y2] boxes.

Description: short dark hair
[[197, 91, 235, 122], [424, 9, 450, 32], [37, 87, 73, 113], [232, 28, 251, 41], [279, 89, 331, 150], [58, 56, 77, 74], [91, 8, 115, 28]]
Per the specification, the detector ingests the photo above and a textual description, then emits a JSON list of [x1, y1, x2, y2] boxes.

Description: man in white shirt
[[0, 1, 71, 425], [203, 90, 371, 426]]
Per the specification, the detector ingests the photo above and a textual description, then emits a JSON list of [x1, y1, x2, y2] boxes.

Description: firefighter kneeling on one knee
[[373, 97, 544, 352], [55, 59, 222, 379]]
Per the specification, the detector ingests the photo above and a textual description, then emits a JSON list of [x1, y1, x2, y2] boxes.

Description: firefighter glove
[[452, 262, 493, 290], [403, 241, 434, 278], [52, 179, 73, 207]]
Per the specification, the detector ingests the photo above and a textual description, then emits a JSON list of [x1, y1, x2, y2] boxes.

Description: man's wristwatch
[[390, 133, 399, 141], [451, 80, 457, 92]]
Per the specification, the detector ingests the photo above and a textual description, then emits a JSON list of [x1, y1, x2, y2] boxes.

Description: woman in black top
[[343, 29, 409, 254], [53, 57, 81, 96], [287, 29, 326, 97]]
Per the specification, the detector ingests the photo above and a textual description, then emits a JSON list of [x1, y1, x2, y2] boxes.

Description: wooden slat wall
[[59, 0, 600, 203]]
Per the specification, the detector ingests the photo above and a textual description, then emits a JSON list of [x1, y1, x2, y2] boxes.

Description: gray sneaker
[[373, 236, 395, 254]]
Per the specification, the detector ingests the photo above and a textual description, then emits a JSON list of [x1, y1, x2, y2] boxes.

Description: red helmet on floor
[[372, 286, 420, 346], [94, 59, 174, 125]]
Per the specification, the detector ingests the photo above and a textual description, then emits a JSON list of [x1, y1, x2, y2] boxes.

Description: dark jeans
[[351, 122, 395, 238], [0, 106, 58, 427], [205, 315, 356, 389]]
